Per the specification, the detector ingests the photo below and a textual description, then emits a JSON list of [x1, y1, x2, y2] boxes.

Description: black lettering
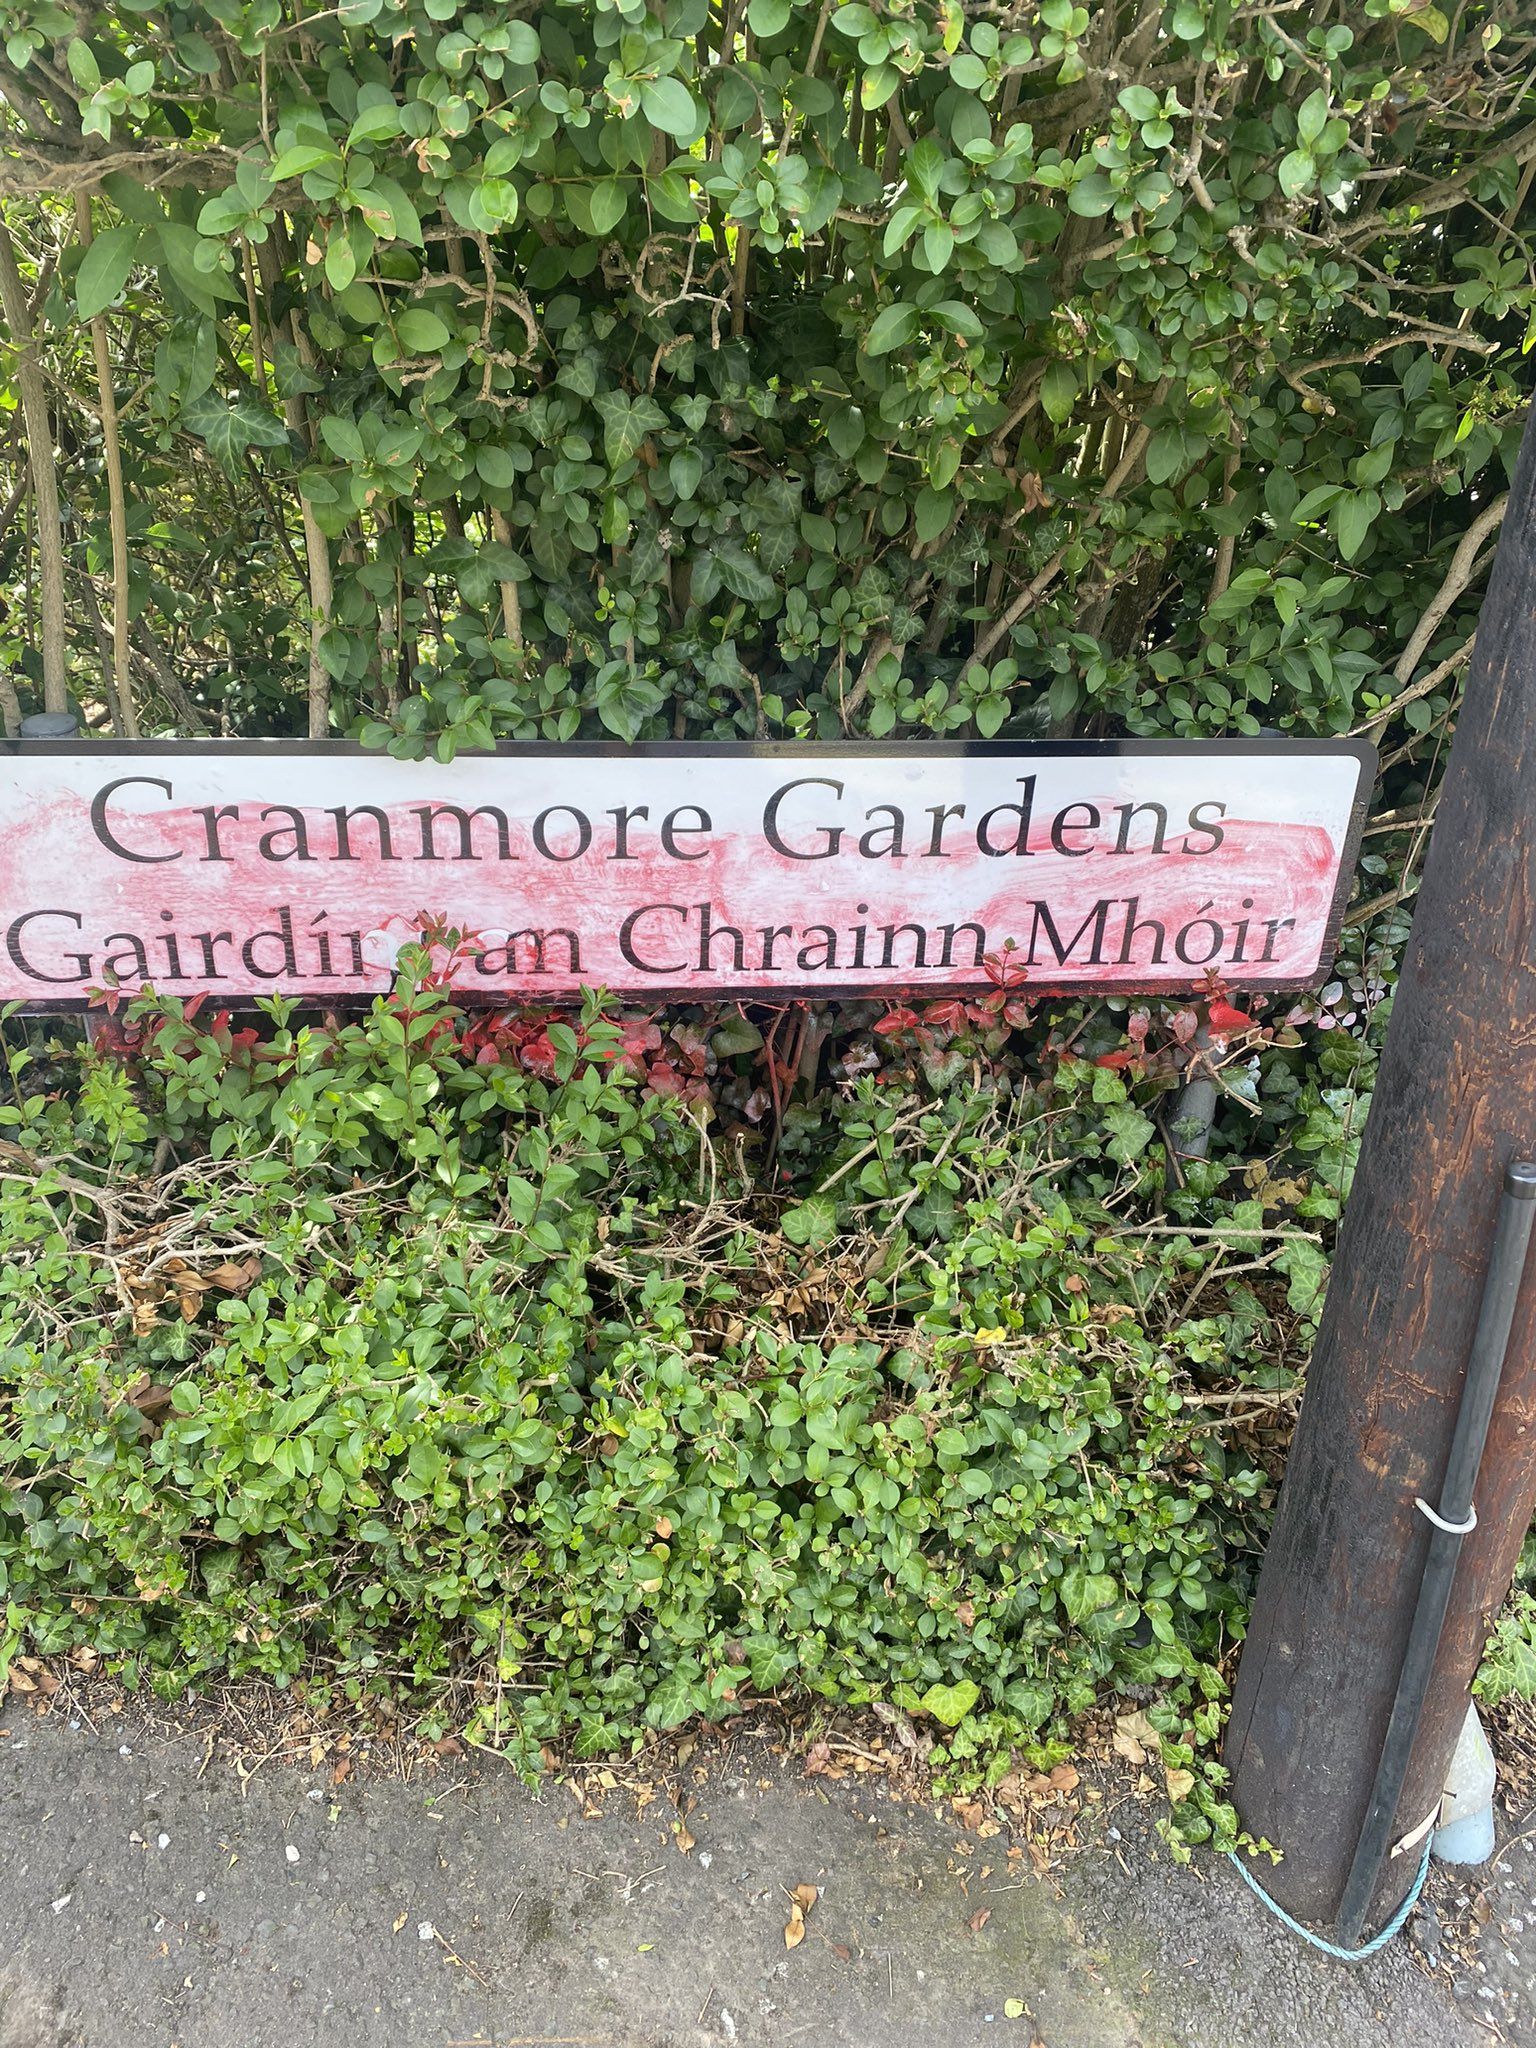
[[90, 777, 179, 865], [619, 904, 688, 973], [1173, 903, 1225, 966], [763, 778, 844, 859], [607, 805, 649, 860], [759, 924, 794, 970], [326, 805, 397, 862], [157, 913, 186, 981], [1025, 899, 1111, 967], [878, 922, 928, 969], [860, 805, 905, 859], [242, 907, 299, 978], [258, 805, 313, 863], [531, 805, 591, 862], [477, 928, 580, 975], [924, 803, 967, 856], [1110, 801, 1168, 855], [1050, 801, 1100, 857], [1260, 916, 1296, 963], [936, 921, 986, 968], [101, 932, 150, 984], [7, 908, 91, 982], [661, 806, 711, 860], [1182, 801, 1227, 854], [697, 902, 744, 972], [977, 776, 1037, 858], [197, 804, 240, 862], [797, 926, 838, 970], [1116, 898, 1167, 965], [414, 804, 513, 862], [192, 931, 235, 977]]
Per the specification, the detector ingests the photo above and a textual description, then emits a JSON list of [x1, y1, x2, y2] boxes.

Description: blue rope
[[1226, 1837, 1434, 1962]]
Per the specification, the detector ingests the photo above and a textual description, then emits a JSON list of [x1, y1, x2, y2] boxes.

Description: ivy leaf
[[180, 389, 291, 474], [918, 1679, 980, 1726], [644, 1668, 699, 1731], [640, 75, 700, 139], [669, 447, 704, 500], [76, 225, 142, 320], [595, 390, 666, 467], [781, 1195, 838, 1247]]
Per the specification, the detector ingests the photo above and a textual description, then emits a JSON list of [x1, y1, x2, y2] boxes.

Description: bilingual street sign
[[0, 739, 1374, 1005]]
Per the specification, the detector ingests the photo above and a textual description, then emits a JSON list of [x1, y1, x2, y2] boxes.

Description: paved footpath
[[0, 1700, 1514, 2048]]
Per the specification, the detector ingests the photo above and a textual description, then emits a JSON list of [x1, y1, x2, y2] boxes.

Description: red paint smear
[[0, 786, 1342, 999]]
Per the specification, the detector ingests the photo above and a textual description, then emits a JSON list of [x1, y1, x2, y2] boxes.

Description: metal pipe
[[1334, 1158, 1536, 1949]]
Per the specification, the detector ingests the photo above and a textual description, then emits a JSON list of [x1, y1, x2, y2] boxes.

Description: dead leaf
[[791, 1883, 818, 1912], [673, 1819, 695, 1855], [654, 1515, 673, 1540], [968, 1906, 991, 1934], [784, 1902, 807, 1950], [831, 1942, 852, 1962], [207, 1255, 262, 1291], [1048, 1763, 1079, 1795], [331, 1758, 352, 1785], [391, 1911, 408, 1933], [1113, 1710, 1157, 1767], [1164, 1766, 1196, 1803]]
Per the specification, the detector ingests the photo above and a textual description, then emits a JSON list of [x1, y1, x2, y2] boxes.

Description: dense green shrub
[[0, 0, 1530, 1798], [0, 0, 1525, 754], [0, 966, 1378, 1830]]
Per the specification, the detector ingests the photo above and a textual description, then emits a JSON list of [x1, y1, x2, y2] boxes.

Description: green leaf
[[595, 390, 666, 467], [1296, 88, 1330, 149], [1060, 1566, 1119, 1625], [181, 389, 291, 474], [1333, 488, 1380, 563], [1040, 360, 1078, 425], [1277, 149, 1314, 199], [644, 1668, 698, 1730], [640, 75, 700, 139], [781, 1194, 838, 1247], [586, 179, 626, 236], [747, 0, 791, 32], [918, 1679, 980, 1726], [1068, 171, 1115, 217], [915, 484, 952, 543], [396, 308, 451, 353], [76, 225, 141, 320], [1117, 85, 1159, 122], [669, 447, 703, 500], [865, 303, 919, 355], [1103, 1102, 1155, 1163]]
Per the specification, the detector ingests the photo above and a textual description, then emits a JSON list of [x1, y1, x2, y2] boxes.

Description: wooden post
[[1225, 419, 1536, 1930]]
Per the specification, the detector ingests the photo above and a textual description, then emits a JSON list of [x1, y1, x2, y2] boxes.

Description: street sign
[[0, 738, 1374, 1005]]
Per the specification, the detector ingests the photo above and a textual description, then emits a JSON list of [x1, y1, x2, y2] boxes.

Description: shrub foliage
[[0, 0, 1529, 1793], [0, 0, 1525, 752]]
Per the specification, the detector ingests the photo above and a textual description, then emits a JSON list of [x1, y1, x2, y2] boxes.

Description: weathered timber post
[[1224, 419, 1536, 1930]]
